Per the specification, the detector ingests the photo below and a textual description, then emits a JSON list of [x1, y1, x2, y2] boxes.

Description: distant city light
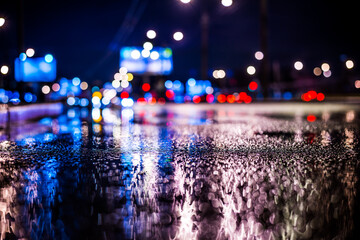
[[247, 66, 256, 75], [213, 69, 225, 79], [0, 18, 5, 27], [321, 63, 330, 72], [323, 70, 331, 78], [180, 0, 191, 3], [19, 53, 27, 61], [217, 70, 226, 79], [24, 93, 33, 103], [212, 70, 218, 79], [52, 83, 60, 92], [345, 60, 354, 69], [92, 96, 101, 105], [355, 80, 360, 89], [141, 49, 150, 58], [142, 83, 150, 92], [294, 61, 303, 70], [67, 97, 76, 106], [255, 51, 264, 60], [150, 51, 160, 60], [121, 80, 129, 88], [206, 94, 214, 103], [121, 98, 134, 107], [187, 78, 196, 87], [193, 95, 201, 104], [80, 98, 89, 107], [146, 30, 156, 39], [143, 42, 153, 51], [120, 91, 129, 99], [317, 92, 325, 101], [72, 77, 81, 86], [313, 67, 322, 76], [0, 65, 9, 75], [127, 73, 134, 81], [248, 81, 258, 91], [41, 85, 50, 94], [44, 54, 54, 63], [112, 80, 120, 88], [119, 67, 128, 75], [307, 115, 316, 122], [173, 31, 184, 41], [131, 49, 141, 59], [221, 0, 233, 7], [205, 86, 214, 94], [80, 82, 88, 90], [165, 80, 173, 89], [114, 72, 121, 80], [26, 48, 35, 57]]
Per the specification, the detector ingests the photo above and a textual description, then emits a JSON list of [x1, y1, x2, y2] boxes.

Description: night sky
[[1, 0, 359, 83]]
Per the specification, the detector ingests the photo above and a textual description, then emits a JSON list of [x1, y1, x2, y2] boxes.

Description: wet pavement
[[0, 103, 360, 240]]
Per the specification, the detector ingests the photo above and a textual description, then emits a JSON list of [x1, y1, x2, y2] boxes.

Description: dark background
[[1, 0, 359, 84]]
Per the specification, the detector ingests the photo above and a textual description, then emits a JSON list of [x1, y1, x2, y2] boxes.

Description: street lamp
[[146, 30, 157, 39], [178, 0, 234, 80], [173, 31, 184, 41], [1, 65, 9, 75], [221, 0, 233, 7], [0, 18, 5, 27]]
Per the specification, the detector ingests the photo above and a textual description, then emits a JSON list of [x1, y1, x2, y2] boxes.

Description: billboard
[[120, 47, 173, 75], [15, 56, 57, 82]]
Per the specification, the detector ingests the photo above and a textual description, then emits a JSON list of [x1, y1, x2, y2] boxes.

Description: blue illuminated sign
[[120, 47, 173, 75], [186, 79, 211, 96], [15, 55, 57, 82]]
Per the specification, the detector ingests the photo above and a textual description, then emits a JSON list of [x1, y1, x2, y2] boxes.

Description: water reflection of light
[[322, 112, 330, 122], [321, 130, 331, 146], [93, 123, 102, 134], [121, 109, 134, 123], [346, 111, 355, 122], [344, 128, 354, 149]]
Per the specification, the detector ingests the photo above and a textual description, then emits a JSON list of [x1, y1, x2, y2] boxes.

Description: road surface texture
[[0, 103, 359, 240]]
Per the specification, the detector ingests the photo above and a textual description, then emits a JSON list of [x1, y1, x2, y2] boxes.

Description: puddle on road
[[0, 106, 359, 239]]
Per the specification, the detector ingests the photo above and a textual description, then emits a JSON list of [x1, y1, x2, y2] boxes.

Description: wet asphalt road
[[0, 103, 360, 240]]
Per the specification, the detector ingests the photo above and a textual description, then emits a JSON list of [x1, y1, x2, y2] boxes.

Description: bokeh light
[[150, 51, 160, 60], [317, 92, 325, 101], [44, 54, 54, 63], [143, 42, 153, 51], [255, 51, 264, 60], [0, 65, 9, 75], [52, 83, 60, 92], [41, 85, 50, 94], [119, 67, 128, 75], [26, 48, 35, 57], [323, 70, 331, 78], [313, 67, 322, 76], [355, 80, 360, 89], [0, 18, 5, 27], [72, 77, 81, 86], [131, 49, 141, 59], [294, 61, 303, 70], [248, 81, 258, 91], [173, 32, 184, 41], [142, 83, 150, 92], [321, 63, 330, 72], [247, 66, 256, 75], [146, 30, 156, 39], [217, 69, 226, 79], [307, 115, 316, 122], [80, 82, 88, 90], [221, 0, 233, 7], [345, 60, 354, 69]]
